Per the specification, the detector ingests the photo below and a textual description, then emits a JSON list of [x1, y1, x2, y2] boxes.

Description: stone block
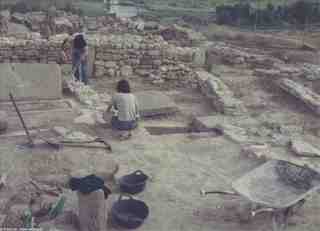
[[241, 143, 272, 160], [277, 78, 320, 115], [290, 139, 320, 157], [135, 91, 179, 117], [0, 63, 62, 101], [120, 65, 133, 78], [193, 47, 206, 67], [196, 71, 246, 115]]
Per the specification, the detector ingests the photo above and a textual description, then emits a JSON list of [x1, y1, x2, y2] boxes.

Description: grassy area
[[122, 0, 293, 9], [73, 1, 106, 16]]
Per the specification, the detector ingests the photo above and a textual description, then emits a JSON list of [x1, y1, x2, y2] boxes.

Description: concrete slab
[[135, 91, 179, 117], [0, 63, 62, 101]]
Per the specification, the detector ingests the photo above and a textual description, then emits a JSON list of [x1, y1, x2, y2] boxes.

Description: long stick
[[9, 93, 34, 147], [200, 189, 239, 196]]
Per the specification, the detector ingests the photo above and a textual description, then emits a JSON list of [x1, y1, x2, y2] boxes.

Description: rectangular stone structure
[[135, 91, 179, 117], [277, 78, 320, 115], [0, 63, 62, 101]]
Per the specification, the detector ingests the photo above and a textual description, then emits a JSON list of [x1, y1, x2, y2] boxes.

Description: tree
[[290, 0, 313, 25]]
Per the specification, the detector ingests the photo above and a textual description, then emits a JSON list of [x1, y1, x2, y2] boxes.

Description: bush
[[290, 0, 313, 25], [11, 1, 32, 13]]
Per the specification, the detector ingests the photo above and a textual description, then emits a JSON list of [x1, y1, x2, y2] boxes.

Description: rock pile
[[98, 16, 140, 34], [12, 11, 81, 35], [67, 80, 105, 109], [290, 139, 320, 157], [159, 24, 206, 47], [207, 42, 284, 68], [254, 62, 320, 80], [196, 71, 246, 115], [277, 78, 320, 115], [300, 63, 320, 81]]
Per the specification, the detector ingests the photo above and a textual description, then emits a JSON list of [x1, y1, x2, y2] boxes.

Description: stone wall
[[0, 33, 204, 88], [94, 34, 201, 87], [0, 35, 67, 63], [206, 42, 285, 69]]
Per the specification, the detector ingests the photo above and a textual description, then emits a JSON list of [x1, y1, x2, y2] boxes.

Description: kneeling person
[[107, 79, 139, 139]]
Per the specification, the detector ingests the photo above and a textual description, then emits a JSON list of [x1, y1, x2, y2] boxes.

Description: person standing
[[48, 5, 57, 36], [72, 29, 88, 84]]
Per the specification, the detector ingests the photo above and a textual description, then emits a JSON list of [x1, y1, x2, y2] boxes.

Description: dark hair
[[73, 34, 87, 49], [117, 79, 131, 93]]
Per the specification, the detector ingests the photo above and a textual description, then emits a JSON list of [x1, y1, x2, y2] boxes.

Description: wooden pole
[[9, 93, 34, 147]]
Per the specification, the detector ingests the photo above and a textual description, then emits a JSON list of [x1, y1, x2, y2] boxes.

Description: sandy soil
[[1, 62, 320, 231]]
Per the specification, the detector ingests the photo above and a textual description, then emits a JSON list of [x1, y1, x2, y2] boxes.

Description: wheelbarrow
[[200, 160, 320, 231]]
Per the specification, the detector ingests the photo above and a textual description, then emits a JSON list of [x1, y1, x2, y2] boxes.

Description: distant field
[[73, 1, 106, 16], [0, 0, 74, 11], [0, 0, 299, 18], [121, 0, 292, 9]]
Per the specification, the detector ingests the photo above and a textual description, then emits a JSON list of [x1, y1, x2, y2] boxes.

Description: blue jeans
[[72, 48, 88, 85], [111, 116, 138, 131]]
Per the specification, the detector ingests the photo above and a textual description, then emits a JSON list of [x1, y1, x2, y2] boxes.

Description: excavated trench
[[144, 125, 223, 136]]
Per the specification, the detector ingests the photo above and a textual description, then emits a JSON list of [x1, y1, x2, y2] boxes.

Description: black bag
[[69, 174, 111, 199]]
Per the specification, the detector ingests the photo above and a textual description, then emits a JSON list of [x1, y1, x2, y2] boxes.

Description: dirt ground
[[1, 62, 320, 231]]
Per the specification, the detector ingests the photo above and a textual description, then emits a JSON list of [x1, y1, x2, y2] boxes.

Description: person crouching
[[106, 79, 139, 140]]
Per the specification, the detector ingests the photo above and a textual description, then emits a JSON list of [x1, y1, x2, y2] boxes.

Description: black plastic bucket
[[111, 195, 149, 229], [119, 170, 148, 194]]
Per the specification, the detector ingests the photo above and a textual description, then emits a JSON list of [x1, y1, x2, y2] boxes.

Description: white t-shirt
[[111, 93, 139, 121]]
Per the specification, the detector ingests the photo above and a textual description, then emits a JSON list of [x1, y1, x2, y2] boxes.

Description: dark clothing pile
[[69, 174, 111, 199]]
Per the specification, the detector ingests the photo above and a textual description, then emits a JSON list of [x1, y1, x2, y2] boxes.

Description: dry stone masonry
[[196, 71, 246, 115], [0, 35, 68, 64], [206, 42, 284, 68], [94, 34, 200, 88], [0, 32, 203, 88]]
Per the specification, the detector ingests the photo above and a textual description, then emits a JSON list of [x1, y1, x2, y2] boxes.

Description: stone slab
[[0, 63, 62, 101], [241, 143, 320, 172], [135, 91, 179, 117], [192, 115, 258, 132], [277, 78, 320, 115], [192, 115, 260, 144], [196, 71, 246, 115], [290, 139, 320, 157]]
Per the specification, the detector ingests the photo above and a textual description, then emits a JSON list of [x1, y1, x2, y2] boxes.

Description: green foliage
[[73, 1, 106, 16]]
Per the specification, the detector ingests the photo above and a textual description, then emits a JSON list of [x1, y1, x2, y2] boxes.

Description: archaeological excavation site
[[1, 0, 320, 230]]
